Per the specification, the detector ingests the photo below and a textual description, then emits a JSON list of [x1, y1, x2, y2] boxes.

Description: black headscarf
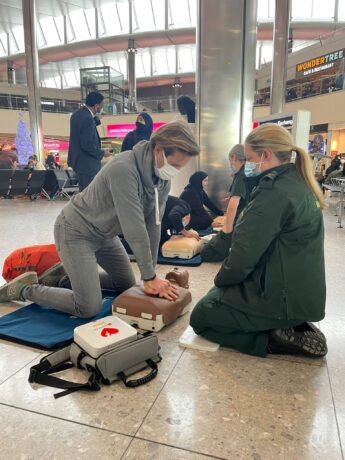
[[177, 96, 195, 123], [185, 171, 208, 198], [121, 112, 154, 152], [135, 112, 153, 139], [188, 171, 208, 189]]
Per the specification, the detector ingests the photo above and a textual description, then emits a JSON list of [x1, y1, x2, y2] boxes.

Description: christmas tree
[[15, 113, 34, 165]]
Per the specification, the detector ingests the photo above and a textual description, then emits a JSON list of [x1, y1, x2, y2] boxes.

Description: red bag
[[2, 244, 60, 282]]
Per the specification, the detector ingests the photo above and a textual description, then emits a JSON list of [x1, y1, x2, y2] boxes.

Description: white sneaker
[[0, 272, 38, 303]]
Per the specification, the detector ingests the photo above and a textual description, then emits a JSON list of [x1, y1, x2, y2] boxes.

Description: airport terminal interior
[[1, 0, 345, 459]]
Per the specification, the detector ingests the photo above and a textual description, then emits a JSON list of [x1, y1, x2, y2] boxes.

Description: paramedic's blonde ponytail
[[245, 123, 325, 209], [293, 145, 325, 208]]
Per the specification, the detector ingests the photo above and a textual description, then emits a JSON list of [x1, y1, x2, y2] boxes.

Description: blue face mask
[[95, 107, 103, 116], [244, 154, 265, 177], [244, 162, 261, 177]]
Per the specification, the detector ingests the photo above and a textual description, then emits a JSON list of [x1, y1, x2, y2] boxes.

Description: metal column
[[22, 0, 44, 162], [270, 0, 291, 114], [196, 0, 257, 205], [127, 38, 137, 112]]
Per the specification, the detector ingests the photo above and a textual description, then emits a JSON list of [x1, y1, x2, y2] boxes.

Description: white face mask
[[154, 151, 180, 180]]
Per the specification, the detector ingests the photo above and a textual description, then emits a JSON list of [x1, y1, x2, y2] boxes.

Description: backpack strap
[[118, 359, 158, 388], [28, 346, 101, 399]]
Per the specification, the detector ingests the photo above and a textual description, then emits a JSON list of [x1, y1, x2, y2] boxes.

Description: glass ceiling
[[40, 44, 196, 89], [0, 0, 342, 87], [0, 0, 342, 58]]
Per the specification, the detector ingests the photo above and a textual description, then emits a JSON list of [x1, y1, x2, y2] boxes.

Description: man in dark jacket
[[121, 112, 153, 152], [160, 196, 200, 248], [68, 91, 105, 191]]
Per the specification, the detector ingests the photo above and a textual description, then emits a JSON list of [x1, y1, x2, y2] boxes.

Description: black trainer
[[268, 322, 327, 358]]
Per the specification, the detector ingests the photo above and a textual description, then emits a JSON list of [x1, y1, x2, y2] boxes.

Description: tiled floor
[[0, 197, 344, 460]]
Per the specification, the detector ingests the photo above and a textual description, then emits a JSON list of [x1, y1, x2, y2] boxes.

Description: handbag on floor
[[2, 244, 60, 281], [28, 316, 161, 399]]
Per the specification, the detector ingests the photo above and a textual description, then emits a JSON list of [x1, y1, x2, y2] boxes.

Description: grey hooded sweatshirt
[[60, 140, 170, 280]]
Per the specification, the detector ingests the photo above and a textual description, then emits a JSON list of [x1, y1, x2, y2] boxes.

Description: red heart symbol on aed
[[101, 327, 119, 337]]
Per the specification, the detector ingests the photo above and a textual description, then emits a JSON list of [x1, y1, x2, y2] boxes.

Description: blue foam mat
[[157, 254, 202, 266], [0, 290, 117, 350]]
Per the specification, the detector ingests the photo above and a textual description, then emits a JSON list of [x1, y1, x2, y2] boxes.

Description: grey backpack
[[29, 331, 161, 398]]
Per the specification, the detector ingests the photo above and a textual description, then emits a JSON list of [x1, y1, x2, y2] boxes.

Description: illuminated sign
[[11, 140, 70, 151], [43, 141, 69, 151], [106, 122, 166, 138], [254, 116, 293, 129], [296, 49, 344, 77]]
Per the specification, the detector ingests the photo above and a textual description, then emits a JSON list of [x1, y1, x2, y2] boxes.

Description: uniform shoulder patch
[[259, 171, 278, 189]]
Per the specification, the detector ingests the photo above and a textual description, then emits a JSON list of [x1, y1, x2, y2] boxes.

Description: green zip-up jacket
[[215, 163, 326, 321]]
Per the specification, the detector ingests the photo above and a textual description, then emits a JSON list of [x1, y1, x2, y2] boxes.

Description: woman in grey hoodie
[[0, 121, 200, 317]]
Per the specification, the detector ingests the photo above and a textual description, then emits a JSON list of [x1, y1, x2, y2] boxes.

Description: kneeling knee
[[190, 303, 206, 331], [75, 300, 103, 318]]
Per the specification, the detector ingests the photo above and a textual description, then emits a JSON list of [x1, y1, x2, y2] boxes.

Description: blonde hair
[[150, 120, 199, 157], [245, 123, 325, 208]]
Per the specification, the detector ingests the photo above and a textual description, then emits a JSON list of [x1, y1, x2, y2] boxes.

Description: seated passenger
[[325, 161, 345, 184], [180, 171, 224, 231], [201, 144, 256, 262], [160, 195, 200, 249], [190, 123, 327, 358], [0, 159, 14, 170], [24, 154, 45, 171], [46, 154, 61, 170], [0, 150, 18, 171]]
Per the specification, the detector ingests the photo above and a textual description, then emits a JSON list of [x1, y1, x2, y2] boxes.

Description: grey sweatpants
[[23, 215, 136, 317]]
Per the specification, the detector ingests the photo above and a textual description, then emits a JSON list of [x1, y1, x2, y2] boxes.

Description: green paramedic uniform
[[200, 166, 255, 262], [190, 164, 326, 357]]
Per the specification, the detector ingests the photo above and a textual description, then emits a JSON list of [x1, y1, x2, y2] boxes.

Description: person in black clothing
[[177, 95, 195, 123], [160, 196, 200, 248], [325, 155, 341, 176], [180, 171, 223, 231], [121, 112, 153, 152], [201, 144, 256, 262], [46, 154, 61, 170]]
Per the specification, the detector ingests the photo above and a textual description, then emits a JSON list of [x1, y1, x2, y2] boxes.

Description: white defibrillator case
[[74, 316, 138, 359]]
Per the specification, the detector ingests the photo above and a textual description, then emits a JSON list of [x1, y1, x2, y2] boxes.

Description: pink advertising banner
[[43, 140, 70, 151], [9, 140, 70, 151], [106, 122, 166, 138]]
